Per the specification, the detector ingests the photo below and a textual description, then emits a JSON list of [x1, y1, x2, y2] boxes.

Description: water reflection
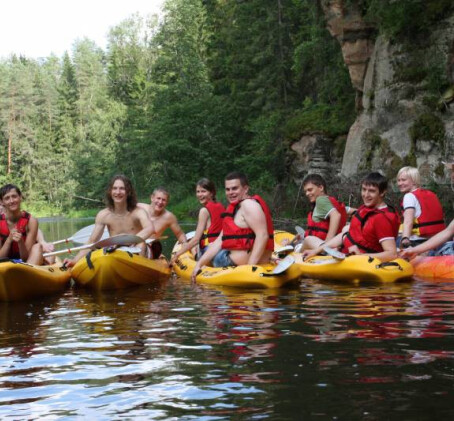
[[1, 223, 453, 419]]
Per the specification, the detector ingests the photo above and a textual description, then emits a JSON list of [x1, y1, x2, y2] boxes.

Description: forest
[[1, 0, 452, 216]]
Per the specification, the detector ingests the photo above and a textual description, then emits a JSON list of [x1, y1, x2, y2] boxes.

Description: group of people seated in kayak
[[0, 165, 452, 272], [181, 168, 453, 280], [0, 176, 188, 267]]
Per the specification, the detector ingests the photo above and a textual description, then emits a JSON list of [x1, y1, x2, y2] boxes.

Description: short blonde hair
[[397, 166, 421, 187]]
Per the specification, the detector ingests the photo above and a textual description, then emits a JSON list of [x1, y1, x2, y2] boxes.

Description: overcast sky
[[1, 0, 164, 59]]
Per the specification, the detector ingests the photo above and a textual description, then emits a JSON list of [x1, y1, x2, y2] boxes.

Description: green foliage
[[10, 0, 450, 217], [364, 0, 454, 40], [409, 113, 445, 145], [283, 100, 355, 139]]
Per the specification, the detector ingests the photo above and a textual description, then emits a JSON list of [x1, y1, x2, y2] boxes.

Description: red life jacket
[[342, 205, 399, 254], [306, 196, 347, 240], [221, 195, 274, 251], [199, 201, 225, 249], [0, 211, 31, 259], [401, 189, 446, 237]]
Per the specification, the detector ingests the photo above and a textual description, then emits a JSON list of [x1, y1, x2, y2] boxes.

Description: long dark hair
[[105, 175, 137, 211], [196, 178, 217, 201]]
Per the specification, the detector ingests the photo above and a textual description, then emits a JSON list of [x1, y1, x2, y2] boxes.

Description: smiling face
[[225, 178, 249, 204], [110, 179, 127, 205], [196, 186, 213, 206], [1, 188, 22, 213], [303, 182, 325, 203], [361, 183, 385, 208], [396, 172, 417, 193], [151, 191, 169, 213]]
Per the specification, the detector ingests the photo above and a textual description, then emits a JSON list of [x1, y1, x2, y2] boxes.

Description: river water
[[0, 219, 453, 419]]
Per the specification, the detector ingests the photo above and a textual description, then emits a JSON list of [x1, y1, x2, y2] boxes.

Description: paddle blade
[[72, 225, 109, 246], [185, 231, 196, 240], [275, 245, 294, 256], [94, 234, 144, 249], [295, 225, 305, 238], [262, 255, 295, 277], [323, 246, 345, 260]]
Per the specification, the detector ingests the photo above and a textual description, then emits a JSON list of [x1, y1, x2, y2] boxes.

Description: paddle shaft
[[44, 235, 167, 257], [44, 234, 144, 257]]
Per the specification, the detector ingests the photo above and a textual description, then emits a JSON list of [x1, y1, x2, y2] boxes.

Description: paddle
[[275, 245, 294, 255], [295, 225, 305, 238], [262, 255, 295, 277], [185, 230, 196, 240], [51, 224, 109, 246], [43, 234, 144, 257], [323, 246, 346, 260]]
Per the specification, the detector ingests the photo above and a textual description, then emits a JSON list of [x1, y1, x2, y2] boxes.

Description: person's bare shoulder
[[96, 208, 111, 223], [165, 209, 177, 222], [132, 206, 149, 219], [240, 198, 262, 213]]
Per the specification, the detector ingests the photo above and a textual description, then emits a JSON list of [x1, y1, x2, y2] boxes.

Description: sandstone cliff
[[320, 0, 454, 182]]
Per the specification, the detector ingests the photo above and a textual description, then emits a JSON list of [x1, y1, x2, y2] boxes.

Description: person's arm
[[63, 213, 107, 267], [367, 238, 397, 262], [172, 208, 209, 262], [37, 228, 54, 253], [191, 233, 222, 281], [400, 220, 454, 259], [400, 208, 416, 248], [301, 232, 343, 260], [326, 208, 341, 241], [135, 208, 155, 240], [169, 215, 187, 243], [241, 199, 269, 265], [9, 216, 39, 261]]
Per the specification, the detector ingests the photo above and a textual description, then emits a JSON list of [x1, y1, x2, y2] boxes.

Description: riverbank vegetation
[[1, 0, 452, 220], [0, 0, 354, 217]]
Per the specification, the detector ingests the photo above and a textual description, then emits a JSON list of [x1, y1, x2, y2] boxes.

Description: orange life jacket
[[0, 211, 31, 259], [306, 196, 347, 240], [199, 201, 225, 249], [342, 205, 399, 254], [221, 195, 274, 251], [401, 189, 446, 237]]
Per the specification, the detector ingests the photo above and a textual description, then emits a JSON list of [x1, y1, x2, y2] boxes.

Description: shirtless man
[[64, 175, 154, 267], [138, 187, 186, 243], [191, 172, 274, 281]]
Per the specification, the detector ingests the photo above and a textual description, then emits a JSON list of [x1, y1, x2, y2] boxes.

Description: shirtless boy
[[138, 187, 187, 243], [64, 175, 154, 267]]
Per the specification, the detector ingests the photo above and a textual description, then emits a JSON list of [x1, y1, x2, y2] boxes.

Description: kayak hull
[[293, 253, 414, 283], [275, 231, 414, 283], [0, 261, 71, 302], [411, 255, 454, 280], [171, 242, 302, 288], [71, 249, 171, 291]]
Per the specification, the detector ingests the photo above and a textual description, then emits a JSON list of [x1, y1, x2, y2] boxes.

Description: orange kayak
[[411, 255, 454, 280]]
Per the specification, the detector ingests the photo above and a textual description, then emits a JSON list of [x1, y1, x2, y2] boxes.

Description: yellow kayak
[[293, 253, 413, 283], [275, 231, 414, 283], [71, 248, 171, 291], [0, 260, 71, 302], [171, 241, 302, 288]]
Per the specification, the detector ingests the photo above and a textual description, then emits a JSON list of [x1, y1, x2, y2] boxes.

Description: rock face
[[290, 133, 340, 184], [320, 0, 454, 183]]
